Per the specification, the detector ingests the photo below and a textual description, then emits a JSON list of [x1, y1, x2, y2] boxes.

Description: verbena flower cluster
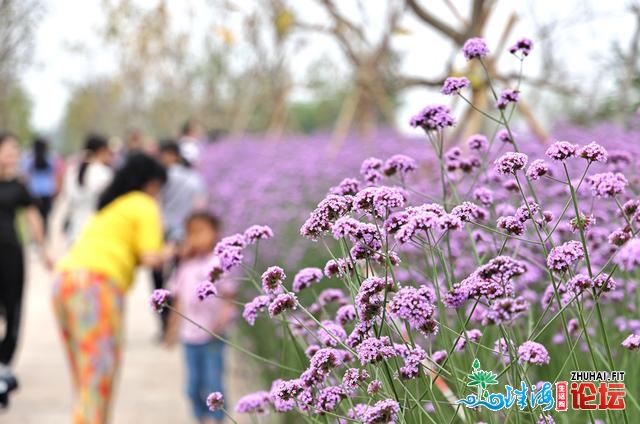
[[158, 36, 640, 423]]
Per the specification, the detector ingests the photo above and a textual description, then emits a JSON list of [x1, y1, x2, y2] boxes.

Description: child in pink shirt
[[165, 212, 235, 423]]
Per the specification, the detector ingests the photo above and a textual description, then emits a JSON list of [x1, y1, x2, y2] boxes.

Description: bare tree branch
[[405, 0, 465, 44]]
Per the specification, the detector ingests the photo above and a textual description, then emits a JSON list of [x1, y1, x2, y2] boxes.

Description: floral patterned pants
[[52, 270, 124, 424]]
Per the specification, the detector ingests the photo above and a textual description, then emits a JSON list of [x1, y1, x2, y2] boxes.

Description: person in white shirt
[[178, 119, 203, 168], [59, 135, 114, 242]]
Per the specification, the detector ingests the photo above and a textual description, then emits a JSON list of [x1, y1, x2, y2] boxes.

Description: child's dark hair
[[186, 211, 221, 231]]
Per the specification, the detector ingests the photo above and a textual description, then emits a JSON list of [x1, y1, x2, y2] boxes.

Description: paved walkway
[[3, 243, 264, 423]]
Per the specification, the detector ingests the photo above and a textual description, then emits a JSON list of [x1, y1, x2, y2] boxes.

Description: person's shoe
[[0, 366, 18, 409]]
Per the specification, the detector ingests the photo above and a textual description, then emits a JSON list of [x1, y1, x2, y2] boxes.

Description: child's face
[[186, 218, 218, 254]]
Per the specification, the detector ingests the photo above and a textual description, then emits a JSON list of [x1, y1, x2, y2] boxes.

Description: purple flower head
[[545, 141, 579, 161], [292, 267, 323, 292], [300, 194, 353, 240], [354, 186, 407, 217], [614, 238, 640, 271], [242, 295, 271, 326], [243, 225, 274, 244], [451, 201, 486, 222], [261, 266, 286, 294], [546, 241, 584, 272], [317, 320, 347, 347], [609, 228, 631, 247], [335, 304, 356, 325], [588, 172, 628, 198], [310, 347, 343, 372], [462, 37, 489, 60], [467, 134, 488, 151], [395, 344, 427, 380], [431, 350, 448, 365], [355, 277, 392, 321], [515, 201, 540, 222], [494, 152, 528, 175], [483, 296, 529, 325], [409, 104, 455, 131], [324, 257, 354, 278], [441, 76, 470, 95], [149, 289, 171, 313], [206, 392, 224, 412], [496, 89, 519, 109], [356, 336, 397, 365], [360, 157, 384, 184], [454, 329, 483, 351], [313, 386, 346, 414], [509, 37, 533, 57], [342, 368, 369, 392], [214, 234, 246, 272], [526, 159, 550, 181], [569, 212, 595, 233], [497, 216, 524, 235], [388, 285, 438, 335], [268, 293, 297, 317], [383, 154, 417, 177], [497, 129, 514, 143], [622, 199, 640, 217], [273, 379, 304, 403], [362, 399, 400, 424], [517, 341, 550, 365], [473, 187, 494, 206], [567, 273, 594, 294], [234, 391, 271, 414], [330, 177, 361, 196], [367, 380, 382, 394], [593, 274, 615, 293], [196, 281, 217, 301], [494, 338, 511, 363], [622, 334, 640, 350], [578, 141, 608, 163], [537, 415, 555, 424]]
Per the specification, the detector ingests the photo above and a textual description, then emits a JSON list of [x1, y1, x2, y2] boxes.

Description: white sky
[[22, 0, 635, 133]]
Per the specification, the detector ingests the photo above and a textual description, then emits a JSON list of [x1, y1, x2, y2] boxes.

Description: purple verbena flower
[[196, 281, 217, 301], [483, 296, 529, 325], [300, 194, 353, 240], [441, 76, 470, 95], [454, 329, 483, 351], [149, 289, 171, 313], [314, 386, 346, 413], [387, 285, 438, 335], [496, 89, 519, 109], [509, 37, 533, 57], [342, 368, 369, 392], [497, 129, 514, 143], [578, 141, 608, 163], [242, 295, 271, 325], [360, 157, 384, 184], [588, 172, 628, 198], [567, 273, 594, 294], [330, 178, 361, 196], [467, 134, 488, 151], [234, 391, 271, 414], [622, 334, 640, 350], [431, 350, 447, 365], [545, 141, 579, 161], [268, 293, 297, 317], [494, 152, 528, 175], [261, 266, 286, 294], [546, 241, 584, 272], [317, 320, 347, 347], [383, 154, 417, 177], [335, 304, 357, 325], [409, 104, 455, 131], [473, 187, 494, 206], [613, 238, 640, 271], [367, 380, 382, 394], [243, 225, 274, 244], [362, 399, 400, 424], [526, 159, 550, 181], [292, 267, 323, 292], [206, 392, 224, 412], [517, 341, 550, 365], [356, 337, 397, 365], [462, 37, 489, 60]]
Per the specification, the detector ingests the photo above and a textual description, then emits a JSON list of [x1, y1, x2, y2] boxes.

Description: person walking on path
[[21, 136, 63, 235], [164, 212, 236, 424], [58, 134, 114, 242], [151, 141, 207, 337], [0, 133, 52, 378], [53, 153, 174, 424]]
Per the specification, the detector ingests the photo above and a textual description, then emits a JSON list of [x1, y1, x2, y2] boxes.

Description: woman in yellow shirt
[[54, 153, 172, 424]]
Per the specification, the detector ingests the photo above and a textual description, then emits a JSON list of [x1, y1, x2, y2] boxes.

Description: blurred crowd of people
[[0, 121, 235, 424]]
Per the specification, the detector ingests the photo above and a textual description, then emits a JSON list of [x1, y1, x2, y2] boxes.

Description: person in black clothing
[[0, 132, 52, 390]]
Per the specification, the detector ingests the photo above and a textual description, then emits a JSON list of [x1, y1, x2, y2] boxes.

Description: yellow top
[[58, 191, 163, 290]]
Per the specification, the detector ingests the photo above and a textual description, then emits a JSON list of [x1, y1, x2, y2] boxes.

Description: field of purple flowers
[[155, 37, 640, 423]]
